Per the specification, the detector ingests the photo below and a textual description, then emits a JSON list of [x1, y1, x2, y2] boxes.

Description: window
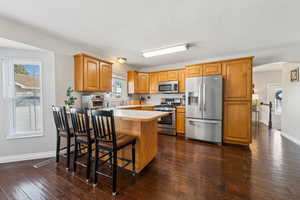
[[2, 58, 43, 138], [112, 76, 126, 99]]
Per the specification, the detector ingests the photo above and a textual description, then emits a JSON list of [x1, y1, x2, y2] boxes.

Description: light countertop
[[112, 109, 169, 122]]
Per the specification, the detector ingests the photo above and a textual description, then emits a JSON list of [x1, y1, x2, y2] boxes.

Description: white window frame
[[111, 75, 127, 100], [2, 57, 44, 139]]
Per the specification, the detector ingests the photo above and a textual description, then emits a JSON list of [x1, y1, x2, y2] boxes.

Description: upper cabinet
[[137, 72, 150, 94], [74, 53, 113, 92], [178, 69, 186, 93], [150, 72, 159, 94], [99, 62, 112, 92], [222, 58, 252, 101], [158, 71, 168, 82], [186, 64, 203, 77], [167, 70, 178, 81], [203, 62, 222, 76], [128, 71, 138, 94], [127, 71, 149, 94]]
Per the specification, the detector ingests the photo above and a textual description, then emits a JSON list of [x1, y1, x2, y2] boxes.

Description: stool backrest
[[91, 110, 116, 147], [69, 108, 92, 140], [52, 106, 70, 135]]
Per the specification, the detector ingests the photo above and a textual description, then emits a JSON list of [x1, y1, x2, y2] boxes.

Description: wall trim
[[0, 151, 55, 164], [281, 132, 300, 146]]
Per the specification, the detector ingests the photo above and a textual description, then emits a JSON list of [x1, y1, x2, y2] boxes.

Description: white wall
[[0, 47, 56, 159], [0, 17, 136, 161], [253, 71, 282, 126], [281, 62, 300, 145]]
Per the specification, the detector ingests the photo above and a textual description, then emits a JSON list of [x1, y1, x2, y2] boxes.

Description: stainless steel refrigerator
[[185, 75, 223, 145]]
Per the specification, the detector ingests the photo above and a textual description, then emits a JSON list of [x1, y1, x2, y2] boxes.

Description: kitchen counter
[[113, 109, 168, 122], [106, 107, 167, 173]]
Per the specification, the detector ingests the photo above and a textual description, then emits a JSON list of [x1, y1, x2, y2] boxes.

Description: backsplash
[[140, 93, 185, 105]]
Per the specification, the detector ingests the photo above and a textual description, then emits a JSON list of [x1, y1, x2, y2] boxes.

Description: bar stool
[[91, 110, 136, 196], [51, 106, 74, 170], [69, 108, 94, 182]]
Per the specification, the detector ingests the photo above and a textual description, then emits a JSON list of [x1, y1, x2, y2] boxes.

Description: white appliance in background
[[158, 81, 178, 94], [185, 75, 223, 145]]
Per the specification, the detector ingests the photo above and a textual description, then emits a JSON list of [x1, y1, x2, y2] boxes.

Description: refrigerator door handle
[[203, 83, 206, 111], [198, 87, 202, 111], [187, 119, 220, 124]]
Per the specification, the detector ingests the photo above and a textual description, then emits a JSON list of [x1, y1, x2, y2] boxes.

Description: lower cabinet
[[223, 101, 252, 144], [176, 107, 185, 135]]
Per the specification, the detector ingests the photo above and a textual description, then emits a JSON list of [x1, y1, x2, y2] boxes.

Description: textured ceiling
[[0, 0, 299, 67]]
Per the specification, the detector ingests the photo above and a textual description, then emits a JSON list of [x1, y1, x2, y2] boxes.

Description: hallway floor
[[0, 124, 299, 200]]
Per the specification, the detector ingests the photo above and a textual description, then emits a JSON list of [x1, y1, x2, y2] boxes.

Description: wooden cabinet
[[222, 59, 252, 101], [74, 53, 112, 92], [141, 106, 154, 111], [178, 69, 186, 93], [150, 72, 159, 94], [99, 62, 112, 92], [158, 71, 168, 82], [223, 101, 251, 144], [137, 72, 149, 94], [128, 71, 149, 94], [186, 64, 203, 77], [128, 71, 138, 94], [167, 70, 178, 81], [176, 107, 185, 135], [203, 62, 222, 76]]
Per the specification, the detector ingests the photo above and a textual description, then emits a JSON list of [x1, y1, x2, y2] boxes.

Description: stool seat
[[97, 135, 136, 150]]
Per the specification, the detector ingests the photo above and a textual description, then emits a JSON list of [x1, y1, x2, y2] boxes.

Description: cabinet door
[[128, 71, 138, 94], [186, 65, 203, 77], [83, 56, 100, 91], [150, 72, 159, 93], [203, 62, 222, 75], [99, 62, 112, 92], [176, 112, 185, 135], [167, 70, 178, 81], [222, 59, 252, 101], [178, 69, 186, 93], [223, 101, 251, 144], [137, 72, 149, 93], [159, 71, 168, 82]]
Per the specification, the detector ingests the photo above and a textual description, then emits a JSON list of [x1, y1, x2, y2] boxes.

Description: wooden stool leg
[[93, 147, 99, 187], [73, 142, 78, 173], [56, 135, 61, 163], [86, 142, 92, 182], [132, 141, 136, 176], [112, 150, 118, 196], [66, 136, 71, 170]]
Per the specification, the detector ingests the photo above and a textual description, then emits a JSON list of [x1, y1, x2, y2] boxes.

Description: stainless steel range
[[154, 104, 176, 136]]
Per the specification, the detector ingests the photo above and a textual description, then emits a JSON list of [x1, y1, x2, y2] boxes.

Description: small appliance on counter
[[81, 94, 104, 109]]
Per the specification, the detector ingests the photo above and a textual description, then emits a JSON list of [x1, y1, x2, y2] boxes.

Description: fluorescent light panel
[[142, 44, 188, 58]]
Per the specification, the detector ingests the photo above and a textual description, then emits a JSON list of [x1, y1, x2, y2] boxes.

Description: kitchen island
[[112, 109, 168, 173]]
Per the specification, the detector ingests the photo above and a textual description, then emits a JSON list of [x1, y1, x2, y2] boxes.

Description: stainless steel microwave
[[158, 81, 179, 94]]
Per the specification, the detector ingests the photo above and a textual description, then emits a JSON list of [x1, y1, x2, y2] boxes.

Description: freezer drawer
[[185, 118, 222, 144]]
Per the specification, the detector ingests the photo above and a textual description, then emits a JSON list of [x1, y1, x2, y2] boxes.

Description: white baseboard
[[281, 132, 300, 146], [0, 151, 55, 164]]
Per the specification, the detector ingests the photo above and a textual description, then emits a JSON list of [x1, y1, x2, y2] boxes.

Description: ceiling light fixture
[[142, 44, 188, 58], [117, 57, 127, 64]]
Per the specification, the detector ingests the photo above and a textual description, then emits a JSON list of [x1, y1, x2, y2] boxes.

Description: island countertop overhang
[[112, 109, 169, 122]]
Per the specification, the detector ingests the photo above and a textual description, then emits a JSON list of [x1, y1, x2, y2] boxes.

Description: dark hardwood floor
[[1, 124, 300, 200]]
